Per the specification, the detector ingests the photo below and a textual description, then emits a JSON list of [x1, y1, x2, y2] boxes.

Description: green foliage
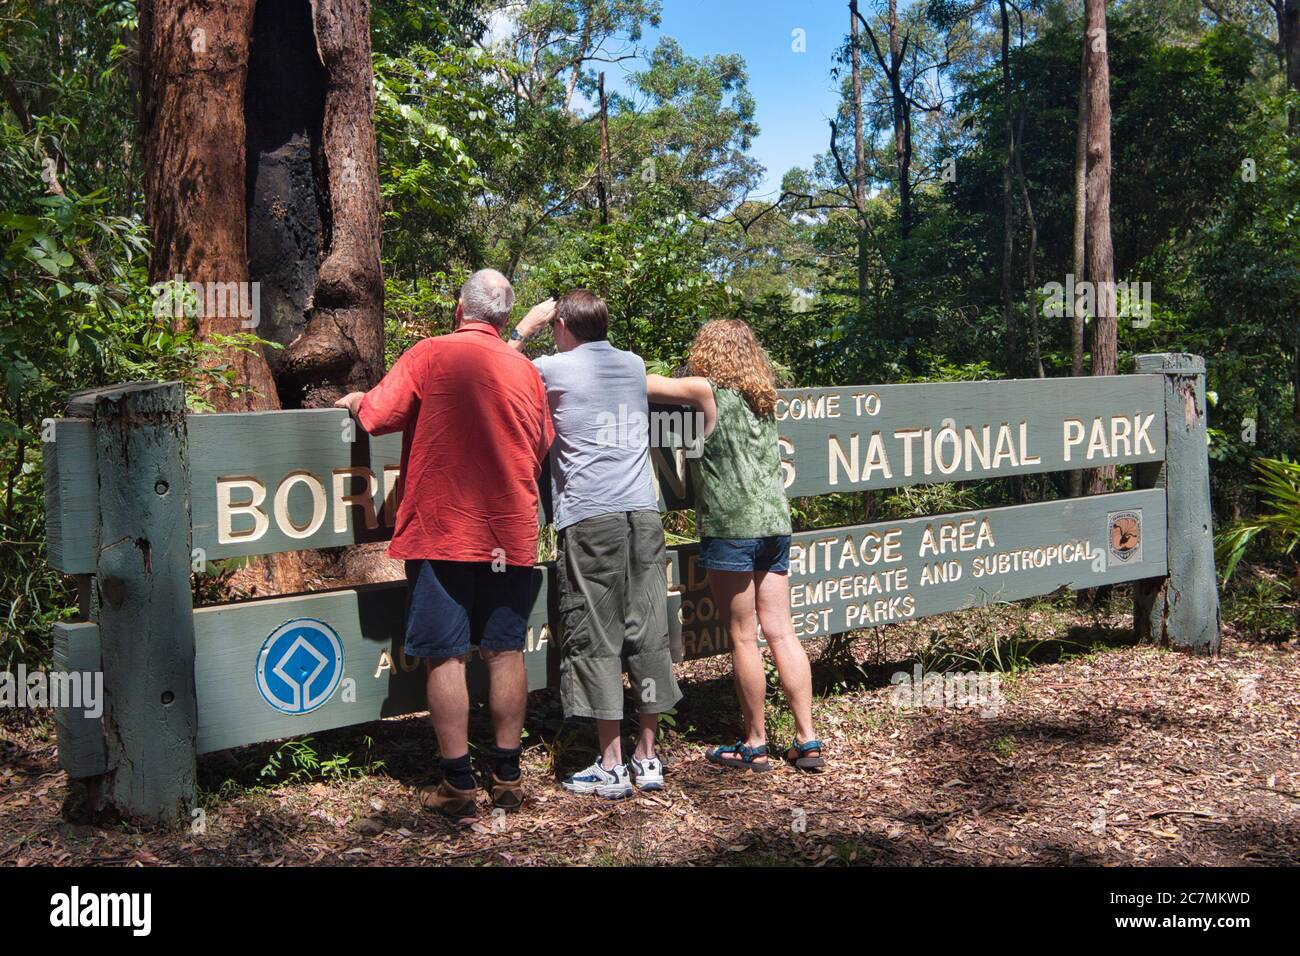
[[520, 186, 737, 366], [257, 736, 385, 786], [1221, 572, 1297, 643], [1216, 457, 1300, 582], [1, 4, 267, 666]]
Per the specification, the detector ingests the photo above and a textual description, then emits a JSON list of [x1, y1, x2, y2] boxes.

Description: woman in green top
[[648, 319, 824, 774]]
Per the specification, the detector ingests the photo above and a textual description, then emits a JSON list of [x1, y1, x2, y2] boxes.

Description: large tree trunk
[[142, 0, 383, 411], [140, 0, 387, 593], [140, 0, 278, 411], [248, 0, 385, 410], [1083, 0, 1117, 498]]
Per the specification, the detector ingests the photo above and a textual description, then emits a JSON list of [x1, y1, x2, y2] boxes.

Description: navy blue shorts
[[698, 535, 791, 573], [404, 560, 534, 660]]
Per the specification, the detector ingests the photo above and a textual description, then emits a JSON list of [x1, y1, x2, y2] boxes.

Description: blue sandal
[[784, 739, 826, 772], [705, 741, 774, 773]]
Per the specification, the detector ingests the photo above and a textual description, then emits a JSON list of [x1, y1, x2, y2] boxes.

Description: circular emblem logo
[[256, 618, 345, 715], [1107, 509, 1143, 564]]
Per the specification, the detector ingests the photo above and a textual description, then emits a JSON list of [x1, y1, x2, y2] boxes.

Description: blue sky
[[605, 0, 858, 199]]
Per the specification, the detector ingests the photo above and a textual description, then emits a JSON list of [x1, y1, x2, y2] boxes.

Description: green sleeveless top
[[688, 383, 792, 538]]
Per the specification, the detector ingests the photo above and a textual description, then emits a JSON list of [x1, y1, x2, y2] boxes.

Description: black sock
[[440, 753, 475, 791], [491, 745, 521, 782]]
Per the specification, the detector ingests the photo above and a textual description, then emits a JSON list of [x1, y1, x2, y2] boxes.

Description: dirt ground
[[2, 597, 1297, 866]]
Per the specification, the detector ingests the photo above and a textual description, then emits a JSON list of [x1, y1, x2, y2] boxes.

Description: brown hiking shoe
[[490, 772, 525, 813], [417, 780, 478, 826]]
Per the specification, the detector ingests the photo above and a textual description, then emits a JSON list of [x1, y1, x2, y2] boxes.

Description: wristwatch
[[509, 327, 524, 341]]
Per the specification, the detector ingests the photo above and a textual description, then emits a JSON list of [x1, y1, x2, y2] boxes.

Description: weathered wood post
[[72, 381, 198, 824], [1133, 354, 1221, 654]]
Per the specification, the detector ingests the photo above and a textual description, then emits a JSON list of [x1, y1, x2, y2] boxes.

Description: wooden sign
[[44, 374, 1166, 570], [671, 489, 1166, 659], [188, 411, 403, 561]]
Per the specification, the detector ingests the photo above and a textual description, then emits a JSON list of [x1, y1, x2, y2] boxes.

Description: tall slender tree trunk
[[850, 0, 868, 326], [1284, 0, 1300, 418], [998, 0, 1019, 369], [1069, 22, 1090, 497], [597, 72, 610, 225], [1284, 0, 1299, 137], [1013, 113, 1043, 378], [888, 0, 912, 236], [1084, 0, 1116, 499]]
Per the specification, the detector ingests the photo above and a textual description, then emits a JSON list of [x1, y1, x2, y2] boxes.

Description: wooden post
[[72, 381, 198, 825], [1134, 354, 1221, 654]]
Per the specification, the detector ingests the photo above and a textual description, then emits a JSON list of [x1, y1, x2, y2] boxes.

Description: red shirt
[[358, 323, 553, 566]]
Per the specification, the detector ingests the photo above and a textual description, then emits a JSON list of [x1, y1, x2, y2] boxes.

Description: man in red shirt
[[336, 269, 555, 825]]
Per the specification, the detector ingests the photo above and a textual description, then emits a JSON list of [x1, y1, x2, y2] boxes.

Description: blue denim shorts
[[698, 535, 791, 573], [404, 560, 534, 660]]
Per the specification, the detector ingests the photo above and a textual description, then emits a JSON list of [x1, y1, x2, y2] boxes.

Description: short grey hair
[[458, 269, 515, 328]]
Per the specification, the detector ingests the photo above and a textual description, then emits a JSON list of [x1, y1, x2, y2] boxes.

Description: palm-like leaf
[[1216, 457, 1300, 582]]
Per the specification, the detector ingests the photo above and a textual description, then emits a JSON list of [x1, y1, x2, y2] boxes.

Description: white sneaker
[[562, 760, 633, 799], [629, 753, 664, 791]]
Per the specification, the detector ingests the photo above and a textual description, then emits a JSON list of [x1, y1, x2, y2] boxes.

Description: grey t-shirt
[[534, 341, 661, 530]]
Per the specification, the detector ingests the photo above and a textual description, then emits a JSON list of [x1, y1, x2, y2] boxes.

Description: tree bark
[[1013, 114, 1042, 378], [140, 0, 387, 594], [254, 0, 385, 410], [139, 0, 279, 412]]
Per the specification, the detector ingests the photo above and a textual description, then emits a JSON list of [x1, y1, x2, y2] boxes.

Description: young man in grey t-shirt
[[510, 290, 681, 798]]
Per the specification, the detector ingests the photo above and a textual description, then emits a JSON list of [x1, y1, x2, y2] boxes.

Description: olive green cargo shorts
[[555, 510, 683, 720]]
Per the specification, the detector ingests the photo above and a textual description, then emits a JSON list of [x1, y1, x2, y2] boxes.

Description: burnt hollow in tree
[[245, 0, 330, 409]]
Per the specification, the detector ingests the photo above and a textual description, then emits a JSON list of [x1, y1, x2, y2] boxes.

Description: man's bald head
[[458, 269, 515, 329]]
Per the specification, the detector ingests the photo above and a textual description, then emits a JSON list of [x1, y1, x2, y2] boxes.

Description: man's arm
[[335, 344, 426, 435], [507, 297, 557, 351], [646, 374, 717, 437], [335, 390, 365, 416]]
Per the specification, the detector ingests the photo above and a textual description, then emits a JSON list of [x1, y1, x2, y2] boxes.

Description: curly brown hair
[[687, 319, 778, 418]]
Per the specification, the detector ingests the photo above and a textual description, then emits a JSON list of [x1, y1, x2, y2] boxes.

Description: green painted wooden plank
[[46, 375, 1169, 564], [673, 489, 1167, 659], [41, 419, 98, 574], [1135, 354, 1221, 653], [51, 621, 107, 779], [192, 490, 1163, 753], [193, 567, 551, 754], [89, 382, 198, 825], [771, 375, 1166, 497], [187, 410, 404, 562]]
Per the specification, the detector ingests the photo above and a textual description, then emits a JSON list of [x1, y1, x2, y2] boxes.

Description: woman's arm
[[646, 374, 716, 438]]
